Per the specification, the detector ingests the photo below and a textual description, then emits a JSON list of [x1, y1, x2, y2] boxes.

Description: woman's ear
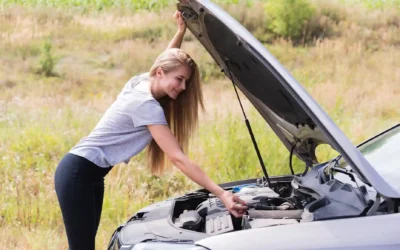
[[156, 67, 164, 78]]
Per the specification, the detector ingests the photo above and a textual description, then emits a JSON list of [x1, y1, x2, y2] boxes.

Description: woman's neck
[[149, 77, 166, 100]]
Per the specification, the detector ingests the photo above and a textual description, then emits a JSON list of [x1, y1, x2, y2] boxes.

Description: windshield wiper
[[327, 156, 372, 188], [331, 166, 356, 183]]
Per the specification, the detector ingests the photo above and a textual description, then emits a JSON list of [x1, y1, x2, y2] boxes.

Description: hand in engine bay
[[218, 191, 248, 217]]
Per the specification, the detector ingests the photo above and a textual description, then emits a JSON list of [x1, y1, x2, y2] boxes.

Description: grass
[[0, 0, 172, 11], [1, 1, 400, 249]]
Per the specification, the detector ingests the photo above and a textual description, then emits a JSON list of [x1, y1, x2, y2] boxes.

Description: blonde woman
[[54, 11, 247, 250]]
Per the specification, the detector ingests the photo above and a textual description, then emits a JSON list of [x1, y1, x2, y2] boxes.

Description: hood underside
[[179, 1, 327, 165], [177, 0, 400, 198]]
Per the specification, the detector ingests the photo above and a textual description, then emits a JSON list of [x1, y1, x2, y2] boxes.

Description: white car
[[108, 1, 400, 249]]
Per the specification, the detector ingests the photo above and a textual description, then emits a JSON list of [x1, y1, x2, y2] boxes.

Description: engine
[[172, 165, 371, 236], [173, 183, 303, 236]]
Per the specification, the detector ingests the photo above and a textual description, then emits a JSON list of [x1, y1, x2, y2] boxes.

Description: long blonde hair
[[147, 48, 204, 176]]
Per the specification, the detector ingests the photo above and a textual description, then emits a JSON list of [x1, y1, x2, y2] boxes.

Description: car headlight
[[131, 242, 209, 250]]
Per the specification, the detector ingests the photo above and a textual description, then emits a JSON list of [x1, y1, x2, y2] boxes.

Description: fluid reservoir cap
[[178, 210, 202, 230], [237, 186, 280, 198], [232, 184, 256, 193]]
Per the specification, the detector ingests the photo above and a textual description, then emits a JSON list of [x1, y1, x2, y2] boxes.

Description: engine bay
[[173, 183, 299, 236], [109, 163, 390, 249], [172, 164, 375, 236]]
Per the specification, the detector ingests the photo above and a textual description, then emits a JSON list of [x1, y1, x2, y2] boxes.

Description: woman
[[54, 11, 247, 250]]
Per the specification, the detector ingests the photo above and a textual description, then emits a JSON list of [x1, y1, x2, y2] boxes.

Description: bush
[[38, 38, 58, 77], [303, 1, 346, 42], [265, 0, 316, 44]]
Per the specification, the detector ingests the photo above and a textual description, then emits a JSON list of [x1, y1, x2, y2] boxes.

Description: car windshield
[[339, 125, 400, 193]]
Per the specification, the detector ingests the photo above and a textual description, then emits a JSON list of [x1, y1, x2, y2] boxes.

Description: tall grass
[[0, 0, 262, 10], [1, 1, 399, 249], [0, 0, 172, 11]]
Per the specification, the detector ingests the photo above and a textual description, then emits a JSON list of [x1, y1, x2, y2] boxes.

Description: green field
[[1, 0, 399, 249]]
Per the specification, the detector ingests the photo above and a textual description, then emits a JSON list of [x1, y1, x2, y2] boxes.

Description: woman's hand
[[218, 191, 248, 218], [166, 11, 186, 49], [173, 11, 186, 34]]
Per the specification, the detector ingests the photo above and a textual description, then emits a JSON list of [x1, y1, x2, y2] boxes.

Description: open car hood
[[177, 0, 400, 198]]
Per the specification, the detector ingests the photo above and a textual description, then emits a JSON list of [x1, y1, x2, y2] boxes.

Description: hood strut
[[225, 59, 272, 187]]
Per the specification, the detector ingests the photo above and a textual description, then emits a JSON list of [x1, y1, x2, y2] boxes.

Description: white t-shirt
[[69, 72, 168, 168]]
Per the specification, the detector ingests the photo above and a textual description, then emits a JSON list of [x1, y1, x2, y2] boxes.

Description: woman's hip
[[55, 153, 113, 183]]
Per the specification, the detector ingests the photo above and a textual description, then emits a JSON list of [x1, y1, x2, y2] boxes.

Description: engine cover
[[196, 198, 226, 217], [174, 210, 202, 230]]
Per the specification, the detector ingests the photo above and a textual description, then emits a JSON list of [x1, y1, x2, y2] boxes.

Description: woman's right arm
[[166, 11, 186, 50], [147, 124, 248, 218]]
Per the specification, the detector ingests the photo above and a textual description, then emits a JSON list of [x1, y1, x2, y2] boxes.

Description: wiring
[[289, 139, 300, 175]]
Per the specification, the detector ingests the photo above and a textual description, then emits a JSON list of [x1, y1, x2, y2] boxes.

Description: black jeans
[[55, 153, 113, 250]]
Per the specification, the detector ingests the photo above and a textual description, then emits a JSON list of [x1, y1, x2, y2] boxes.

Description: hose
[[248, 209, 303, 219]]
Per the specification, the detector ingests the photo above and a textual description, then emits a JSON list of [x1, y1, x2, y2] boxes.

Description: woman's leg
[[54, 153, 111, 250], [93, 179, 105, 236]]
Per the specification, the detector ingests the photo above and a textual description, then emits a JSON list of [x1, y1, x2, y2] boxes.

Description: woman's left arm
[[167, 11, 186, 49], [147, 124, 248, 218]]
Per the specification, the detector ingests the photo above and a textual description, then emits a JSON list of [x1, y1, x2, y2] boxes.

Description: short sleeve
[[131, 99, 168, 127]]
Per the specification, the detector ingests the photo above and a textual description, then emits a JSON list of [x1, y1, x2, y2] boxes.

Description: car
[[107, 0, 400, 249]]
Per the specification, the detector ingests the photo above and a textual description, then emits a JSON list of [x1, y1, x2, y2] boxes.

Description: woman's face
[[158, 64, 192, 100]]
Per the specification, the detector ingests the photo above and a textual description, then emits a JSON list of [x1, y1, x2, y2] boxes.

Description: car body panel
[[196, 213, 400, 250]]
